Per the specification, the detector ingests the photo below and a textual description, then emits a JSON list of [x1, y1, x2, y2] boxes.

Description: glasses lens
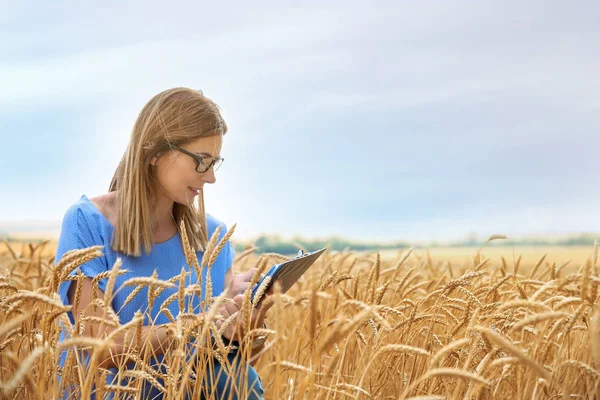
[[199, 157, 212, 172], [195, 157, 223, 173], [213, 158, 223, 171]]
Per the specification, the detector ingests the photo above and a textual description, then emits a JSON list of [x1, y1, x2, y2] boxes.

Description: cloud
[[1, 1, 599, 241]]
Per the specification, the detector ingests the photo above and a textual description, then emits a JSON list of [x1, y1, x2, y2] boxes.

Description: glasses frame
[[170, 144, 224, 173]]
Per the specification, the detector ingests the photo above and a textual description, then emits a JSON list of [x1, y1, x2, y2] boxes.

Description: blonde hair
[[108, 87, 228, 256]]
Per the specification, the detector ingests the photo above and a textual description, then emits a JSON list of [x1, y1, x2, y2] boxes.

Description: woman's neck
[[150, 192, 176, 232]]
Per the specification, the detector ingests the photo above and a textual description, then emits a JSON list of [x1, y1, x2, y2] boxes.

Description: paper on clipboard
[[250, 247, 327, 303]]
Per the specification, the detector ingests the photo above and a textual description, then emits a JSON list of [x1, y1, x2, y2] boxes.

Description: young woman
[[55, 87, 268, 399]]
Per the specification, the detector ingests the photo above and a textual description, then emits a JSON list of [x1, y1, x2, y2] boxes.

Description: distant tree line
[[1, 233, 597, 257], [233, 233, 599, 255], [232, 235, 412, 255]]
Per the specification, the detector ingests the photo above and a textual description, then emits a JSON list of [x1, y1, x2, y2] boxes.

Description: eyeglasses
[[170, 144, 224, 173]]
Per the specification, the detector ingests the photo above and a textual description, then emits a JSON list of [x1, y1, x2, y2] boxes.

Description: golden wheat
[[0, 242, 597, 398]]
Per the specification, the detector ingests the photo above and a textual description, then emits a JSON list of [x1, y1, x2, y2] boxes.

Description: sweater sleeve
[[55, 203, 109, 310]]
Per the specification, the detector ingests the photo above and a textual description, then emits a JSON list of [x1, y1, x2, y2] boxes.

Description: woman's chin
[[180, 197, 196, 206], [172, 194, 195, 206]]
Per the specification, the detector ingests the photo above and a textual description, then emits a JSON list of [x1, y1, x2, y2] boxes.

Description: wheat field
[[0, 233, 598, 399]]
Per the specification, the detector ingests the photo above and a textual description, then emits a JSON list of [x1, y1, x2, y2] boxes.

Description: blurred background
[[1, 1, 598, 253]]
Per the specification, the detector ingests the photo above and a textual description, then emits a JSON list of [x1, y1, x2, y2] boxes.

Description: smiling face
[[152, 134, 223, 206], [108, 88, 229, 255]]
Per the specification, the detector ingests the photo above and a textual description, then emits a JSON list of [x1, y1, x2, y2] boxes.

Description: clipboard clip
[[296, 249, 305, 259]]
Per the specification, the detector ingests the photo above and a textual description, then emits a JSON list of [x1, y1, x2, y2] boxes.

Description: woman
[[55, 87, 268, 399]]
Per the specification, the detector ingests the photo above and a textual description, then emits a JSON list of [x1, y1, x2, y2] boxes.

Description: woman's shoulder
[[205, 213, 230, 238], [61, 194, 93, 221], [61, 194, 113, 231], [55, 194, 113, 265]]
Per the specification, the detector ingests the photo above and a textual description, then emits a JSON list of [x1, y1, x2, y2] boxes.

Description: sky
[[0, 1, 599, 243]]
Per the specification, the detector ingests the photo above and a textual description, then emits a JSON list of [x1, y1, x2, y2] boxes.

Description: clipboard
[[250, 247, 327, 303]]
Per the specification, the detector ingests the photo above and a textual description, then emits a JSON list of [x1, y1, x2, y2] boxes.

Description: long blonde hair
[[108, 87, 228, 256]]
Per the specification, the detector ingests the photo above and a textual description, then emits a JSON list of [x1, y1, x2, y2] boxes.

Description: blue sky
[[1, 1, 599, 242]]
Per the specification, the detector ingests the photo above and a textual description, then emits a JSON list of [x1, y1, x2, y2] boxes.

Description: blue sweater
[[55, 194, 235, 398]]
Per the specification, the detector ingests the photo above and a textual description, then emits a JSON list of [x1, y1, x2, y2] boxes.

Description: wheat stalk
[[472, 326, 551, 380]]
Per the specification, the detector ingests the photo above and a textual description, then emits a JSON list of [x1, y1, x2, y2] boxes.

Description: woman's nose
[[203, 167, 217, 184]]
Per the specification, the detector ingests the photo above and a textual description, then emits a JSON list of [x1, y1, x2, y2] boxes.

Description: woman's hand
[[216, 294, 273, 342], [217, 268, 257, 341], [216, 268, 277, 342], [224, 268, 257, 299], [249, 286, 277, 330], [215, 293, 244, 341]]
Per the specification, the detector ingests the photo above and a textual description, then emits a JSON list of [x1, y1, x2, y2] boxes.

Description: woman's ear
[[151, 152, 161, 166]]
